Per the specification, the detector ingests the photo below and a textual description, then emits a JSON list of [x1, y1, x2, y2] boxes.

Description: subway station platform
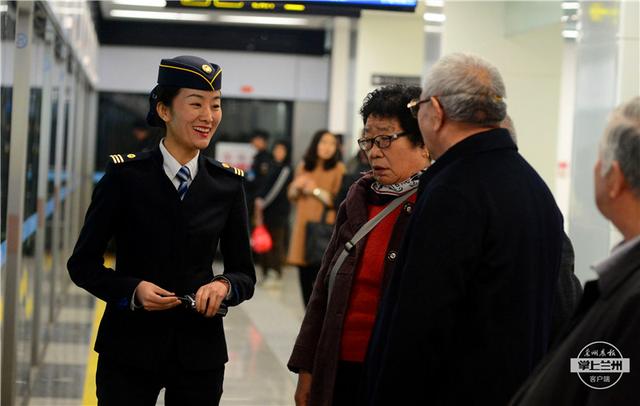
[[28, 264, 304, 406]]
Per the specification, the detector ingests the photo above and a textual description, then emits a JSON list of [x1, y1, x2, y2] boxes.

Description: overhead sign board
[[173, 0, 417, 15]]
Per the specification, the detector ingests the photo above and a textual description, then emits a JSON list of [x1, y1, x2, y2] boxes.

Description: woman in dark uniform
[[67, 55, 256, 405]]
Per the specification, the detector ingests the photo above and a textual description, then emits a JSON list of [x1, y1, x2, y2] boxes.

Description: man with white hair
[[363, 53, 565, 405], [510, 97, 640, 405]]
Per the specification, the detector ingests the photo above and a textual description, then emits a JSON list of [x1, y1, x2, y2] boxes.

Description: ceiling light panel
[[112, 0, 167, 7], [110, 9, 210, 21]]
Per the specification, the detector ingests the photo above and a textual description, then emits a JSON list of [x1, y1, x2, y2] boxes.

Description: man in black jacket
[[510, 97, 640, 406], [246, 130, 273, 224], [68, 56, 255, 405], [364, 53, 564, 405]]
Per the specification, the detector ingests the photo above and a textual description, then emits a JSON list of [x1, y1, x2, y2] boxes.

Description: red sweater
[[339, 194, 416, 362]]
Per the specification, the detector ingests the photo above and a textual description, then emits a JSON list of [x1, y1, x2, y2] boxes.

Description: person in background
[[132, 118, 159, 152], [347, 147, 370, 175], [67, 55, 256, 405], [364, 53, 565, 405], [510, 97, 640, 406], [246, 130, 273, 224], [287, 130, 345, 307], [288, 85, 429, 406], [336, 142, 371, 208], [255, 140, 293, 287]]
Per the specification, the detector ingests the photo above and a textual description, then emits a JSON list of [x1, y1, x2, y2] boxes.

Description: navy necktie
[[176, 166, 191, 200]]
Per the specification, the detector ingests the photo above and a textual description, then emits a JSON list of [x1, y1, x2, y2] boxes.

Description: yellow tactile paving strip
[[81, 257, 112, 405]]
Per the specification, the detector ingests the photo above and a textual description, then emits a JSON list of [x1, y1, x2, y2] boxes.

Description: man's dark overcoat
[[68, 146, 256, 371], [510, 239, 640, 406], [364, 128, 564, 405]]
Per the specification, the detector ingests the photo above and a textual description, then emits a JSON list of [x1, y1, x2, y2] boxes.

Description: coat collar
[[595, 236, 640, 299], [342, 174, 375, 233], [342, 173, 419, 234], [419, 128, 516, 192]]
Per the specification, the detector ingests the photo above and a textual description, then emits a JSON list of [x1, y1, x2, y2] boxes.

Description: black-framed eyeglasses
[[407, 97, 431, 118], [357, 132, 409, 152]]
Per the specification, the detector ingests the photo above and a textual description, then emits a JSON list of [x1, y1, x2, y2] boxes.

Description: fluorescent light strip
[[424, 12, 446, 23], [217, 15, 308, 26], [562, 30, 579, 38], [562, 2, 580, 10], [425, 0, 444, 7], [110, 9, 210, 21], [112, 0, 167, 7]]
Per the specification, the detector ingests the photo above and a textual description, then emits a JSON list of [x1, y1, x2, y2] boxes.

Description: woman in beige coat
[[287, 130, 345, 306]]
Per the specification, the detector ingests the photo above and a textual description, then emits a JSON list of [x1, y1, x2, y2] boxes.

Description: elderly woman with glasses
[[287, 85, 430, 406]]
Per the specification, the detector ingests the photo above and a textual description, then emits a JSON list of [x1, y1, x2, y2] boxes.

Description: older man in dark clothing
[[364, 53, 565, 405], [510, 97, 640, 406]]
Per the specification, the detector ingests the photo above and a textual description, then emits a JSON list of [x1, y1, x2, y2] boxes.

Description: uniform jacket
[[288, 174, 416, 406], [287, 162, 345, 266], [364, 129, 564, 405], [67, 147, 256, 371], [510, 238, 640, 406]]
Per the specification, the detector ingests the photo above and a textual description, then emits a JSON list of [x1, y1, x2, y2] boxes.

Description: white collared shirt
[[592, 234, 640, 277], [159, 138, 199, 190]]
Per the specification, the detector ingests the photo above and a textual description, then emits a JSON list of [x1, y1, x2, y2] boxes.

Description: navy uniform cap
[[158, 55, 222, 91], [147, 55, 222, 127]]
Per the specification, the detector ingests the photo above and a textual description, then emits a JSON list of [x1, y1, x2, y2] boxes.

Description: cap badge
[[202, 64, 213, 74]]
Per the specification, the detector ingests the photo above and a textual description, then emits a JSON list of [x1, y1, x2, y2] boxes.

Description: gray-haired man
[[510, 97, 640, 406], [364, 53, 565, 405]]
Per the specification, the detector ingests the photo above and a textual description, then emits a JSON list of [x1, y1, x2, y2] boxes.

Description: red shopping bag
[[251, 225, 273, 254]]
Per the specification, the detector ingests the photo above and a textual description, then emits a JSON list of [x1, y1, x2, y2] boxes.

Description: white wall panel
[[352, 9, 425, 143], [296, 55, 330, 102], [443, 1, 563, 193]]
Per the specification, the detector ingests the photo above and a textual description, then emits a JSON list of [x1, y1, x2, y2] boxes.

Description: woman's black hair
[[272, 140, 291, 165], [302, 129, 341, 171], [156, 85, 181, 107], [359, 84, 424, 147], [148, 85, 181, 128]]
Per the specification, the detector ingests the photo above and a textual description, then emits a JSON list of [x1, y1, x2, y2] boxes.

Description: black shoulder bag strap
[[326, 189, 417, 311]]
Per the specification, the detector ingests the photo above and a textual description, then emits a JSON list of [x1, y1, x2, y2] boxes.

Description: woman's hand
[[194, 280, 229, 317], [291, 175, 310, 191], [302, 179, 318, 195], [290, 175, 311, 200], [134, 281, 181, 311], [295, 371, 312, 406]]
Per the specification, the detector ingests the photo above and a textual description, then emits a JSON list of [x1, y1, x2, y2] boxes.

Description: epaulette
[[108, 152, 150, 165], [205, 156, 245, 177]]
